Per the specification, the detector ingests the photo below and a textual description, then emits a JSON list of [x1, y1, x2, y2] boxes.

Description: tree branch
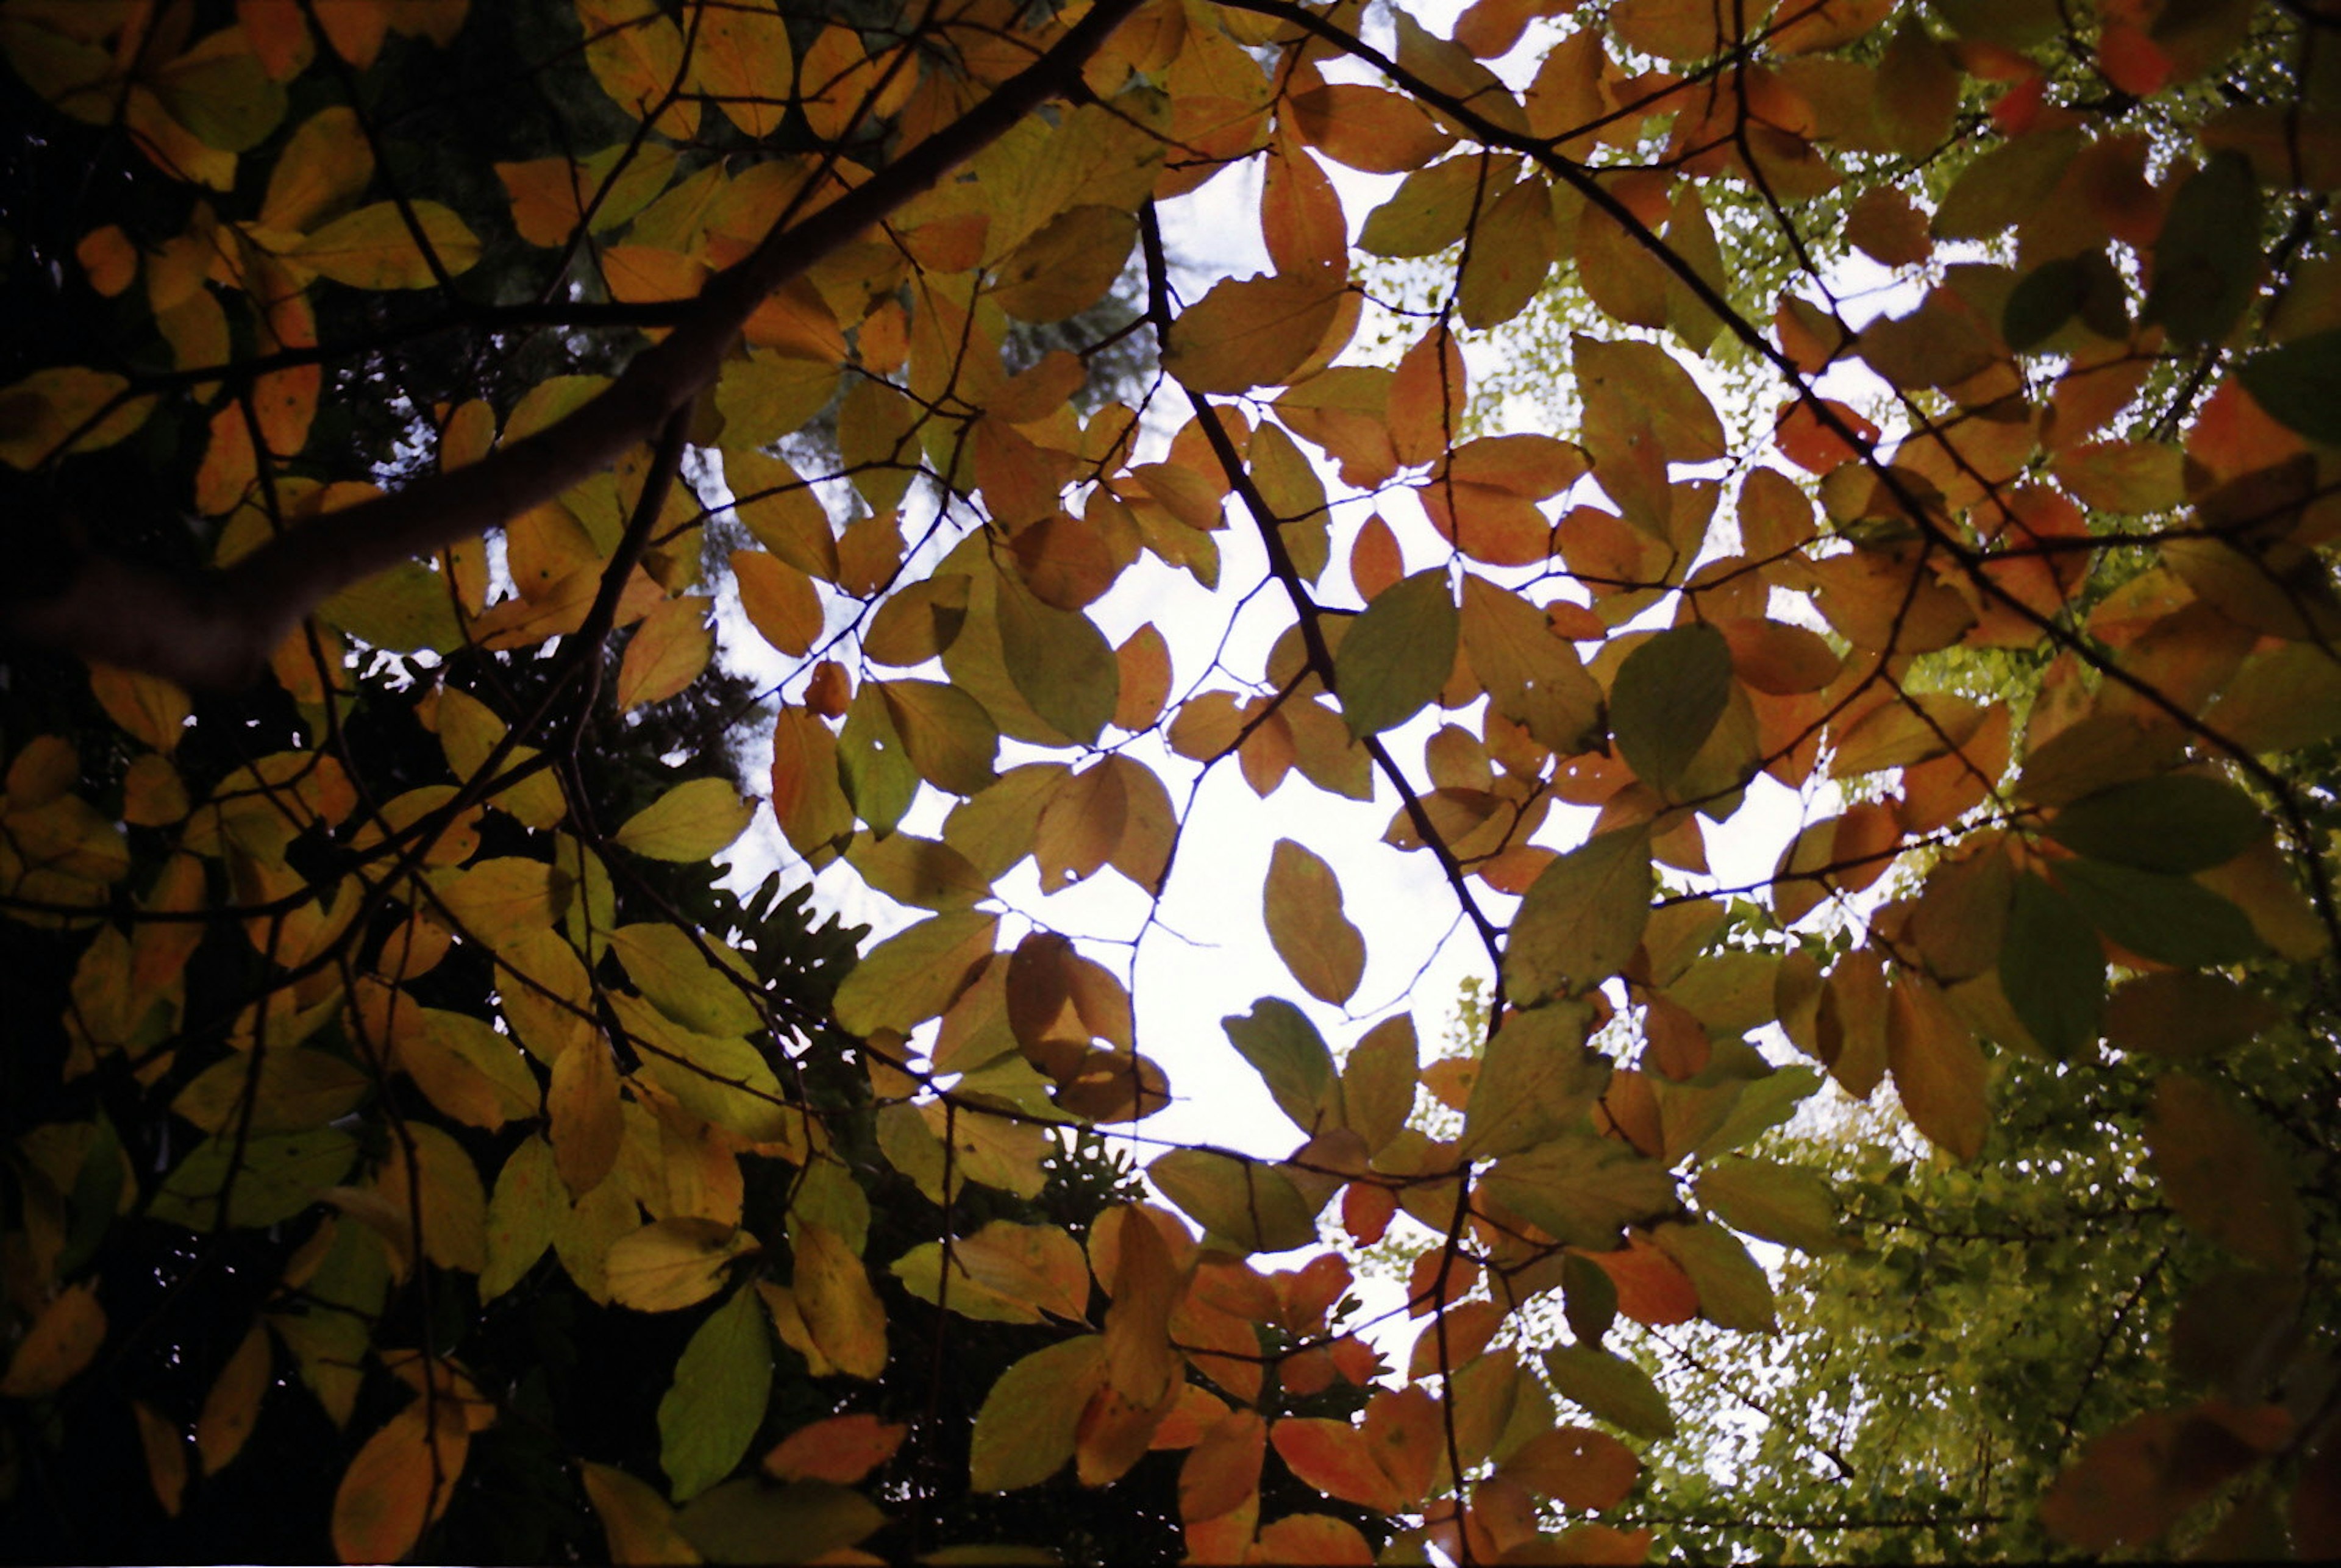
[[4, 0, 1146, 691]]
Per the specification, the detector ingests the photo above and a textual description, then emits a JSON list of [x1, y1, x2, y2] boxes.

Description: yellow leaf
[[294, 200, 480, 288], [605, 1218, 754, 1313], [769, 706, 853, 858], [793, 1221, 887, 1380], [260, 105, 374, 232], [549, 1039, 624, 1196], [0, 366, 155, 469], [583, 1461, 704, 1564], [378, 1122, 488, 1274], [0, 1282, 105, 1397], [688, 0, 794, 138], [613, 777, 755, 862], [482, 1135, 563, 1301], [196, 1322, 271, 1475], [438, 856, 568, 952], [578, 0, 699, 138]]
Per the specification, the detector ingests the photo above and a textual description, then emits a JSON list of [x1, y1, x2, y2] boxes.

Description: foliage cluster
[[2, 0, 2339, 1561]]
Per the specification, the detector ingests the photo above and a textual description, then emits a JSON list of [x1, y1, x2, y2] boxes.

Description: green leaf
[[838, 681, 918, 838], [1999, 872, 2103, 1061], [880, 680, 999, 796], [1696, 1065, 1823, 1160], [1561, 1253, 1618, 1346], [1459, 1002, 1607, 1160], [321, 561, 465, 653], [969, 1335, 1107, 1492], [2045, 775, 2266, 872], [1334, 568, 1458, 739], [2001, 255, 2084, 351], [660, 1289, 774, 1501], [2054, 859, 2265, 966], [1503, 826, 1653, 1003], [2143, 151, 2262, 347], [1147, 1148, 1320, 1253], [2239, 327, 2341, 446], [1483, 1135, 1677, 1250], [149, 1131, 356, 1231], [1695, 1159, 1844, 1253], [1224, 998, 1339, 1136], [1609, 623, 1734, 796], [1931, 127, 2083, 241], [1656, 1221, 1776, 1331], [1340, 1015, 1419, 1155], [1542, 1345, 1676, 1439], [994, 572, 1118, 747]]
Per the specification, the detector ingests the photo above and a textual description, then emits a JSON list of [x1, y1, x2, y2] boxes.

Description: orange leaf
[[1181, 1409, 1266, 1523], [0, 1282, 105, 1397], [1272, 1417, 1406, 1513], [763, 1413, 908, 1485], [132, 1400, 188, 1517], [1361, 1384, 1442, 1505], [1501, 1425, 1641, 1511], [732, 549, 824, 657], [1773, 398, 1878, 473], [1587, 1235, 1698, 1327], [1164, 269, 1350, 394], [1286, 84, 1455, 173], [330, 1404, 469, 1566], [1251, 1513, 1375, 1564]]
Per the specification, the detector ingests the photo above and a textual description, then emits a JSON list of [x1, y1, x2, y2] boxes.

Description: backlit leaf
[[1503, 827, 1653, 1003], [1224, 997, 1339, 1136], [1164, 269, 1349, 393], [1609, 623, 1733, 797], [994, 574, 1117, 747], [1334, 568, 1458, 739], [1264, 839, 1366, 1006], [613, 778, 755, 862], [1460, 1002, 1606, 1160], [1541, 1345, 1676, 1439]]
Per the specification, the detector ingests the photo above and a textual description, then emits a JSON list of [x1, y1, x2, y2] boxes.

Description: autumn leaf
[[1263, 839, 1366, 1005]]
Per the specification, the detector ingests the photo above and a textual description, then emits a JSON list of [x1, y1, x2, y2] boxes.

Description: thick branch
[[5, 0, 1144, 690]]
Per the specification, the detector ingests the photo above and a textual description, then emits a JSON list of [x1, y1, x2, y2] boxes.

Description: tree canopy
[[2, 0, 2338, 1561]]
